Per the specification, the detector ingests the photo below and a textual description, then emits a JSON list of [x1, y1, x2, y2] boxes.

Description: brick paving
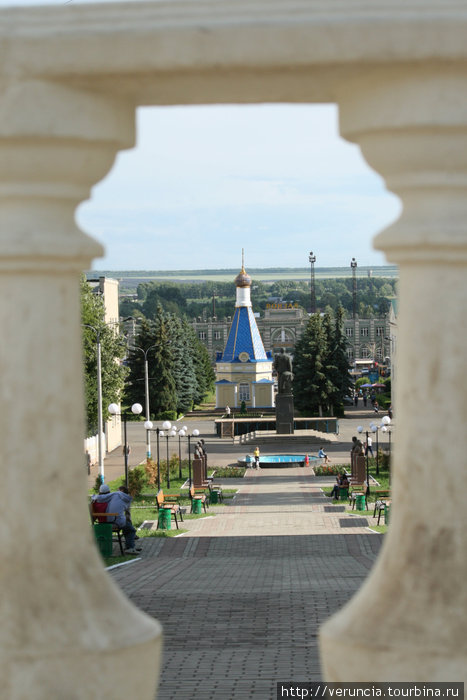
[[108, 461, 383, 699]]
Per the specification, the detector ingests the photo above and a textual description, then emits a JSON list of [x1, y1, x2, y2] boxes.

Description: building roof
[[220, 306, 268, 362]]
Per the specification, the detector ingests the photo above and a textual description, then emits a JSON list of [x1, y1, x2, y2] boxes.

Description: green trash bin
[[158, 508, 172, 530], [384, 503, 391, 525], [339, 487, 349, 501], [210, 490, 219, 505], [192, 498, 202, 514], [355, 494, 366, 511], [93, 523, 113, 557]]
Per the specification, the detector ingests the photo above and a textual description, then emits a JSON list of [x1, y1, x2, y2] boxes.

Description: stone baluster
[[0, 80, 162, 697], [321, 66, 467, 682]]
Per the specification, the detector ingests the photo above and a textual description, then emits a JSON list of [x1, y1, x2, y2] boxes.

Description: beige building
[[196, 307, 391, 372]]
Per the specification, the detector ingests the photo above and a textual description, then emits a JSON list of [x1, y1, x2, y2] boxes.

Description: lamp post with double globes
[[371, 423, 380, 475], [108, 402, 143, 489], [130, 343, 157, 460], [178, 427, 187, 480]]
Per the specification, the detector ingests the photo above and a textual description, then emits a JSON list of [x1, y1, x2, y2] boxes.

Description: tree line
[[81, 277, 215, 437], [124, 309, 215, 419], [120, 276, 397, 322]]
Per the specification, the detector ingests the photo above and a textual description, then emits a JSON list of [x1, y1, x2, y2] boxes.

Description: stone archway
[[1, 2, 467, 695]]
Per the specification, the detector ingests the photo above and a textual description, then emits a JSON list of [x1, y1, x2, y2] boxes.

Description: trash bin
[[93, 523, 113, 557], [384, 503, 391, 525], [192, 498, 202, 514], [210, 490, 219, 505], [355, 494, 366, 511], [158, 508, 172, 530], [339, 487, 349, 501]]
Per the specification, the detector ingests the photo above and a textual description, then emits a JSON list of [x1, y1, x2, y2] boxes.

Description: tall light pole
[[351, 257, 358, 320], [108, 402, 143, 488], [309, 251, 316, 314], [131, 343, 157, 460]]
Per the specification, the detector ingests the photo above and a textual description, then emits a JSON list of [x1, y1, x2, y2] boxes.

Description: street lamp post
[[381, 415, 392, 484], [131, 344, 157, 460], [156, 428, 162, 490], [186, 429, 200, 486], [178, 428, 187, 480], [372, 423, 380, 475], [309, 251, 316, 314], [108, 402, 143, 488], [161, 420, 176, 488]]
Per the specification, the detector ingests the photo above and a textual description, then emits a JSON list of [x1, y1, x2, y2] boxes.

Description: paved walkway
[[108, 462, 383, 699]]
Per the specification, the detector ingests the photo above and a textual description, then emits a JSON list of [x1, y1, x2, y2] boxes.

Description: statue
[[274, 347, 293, 394]]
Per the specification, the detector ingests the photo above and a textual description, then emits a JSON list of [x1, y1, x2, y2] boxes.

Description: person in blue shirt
[[318, 447, 330, 464], [92, 484, 141, 554]]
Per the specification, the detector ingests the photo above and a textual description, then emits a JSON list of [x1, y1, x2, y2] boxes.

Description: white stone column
[[320, 66, 467, 682], [0, 80, 162, 698]]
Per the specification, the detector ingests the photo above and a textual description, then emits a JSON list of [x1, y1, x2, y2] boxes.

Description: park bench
[[208, 481, 223, 504], [89, 502, 125, 555], [156, 489, 184, 529], [373, 493, 391, 524], [189, 484, 209, 513]]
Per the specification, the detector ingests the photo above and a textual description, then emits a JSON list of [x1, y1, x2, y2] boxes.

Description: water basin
[[238, 454, 320, 468]]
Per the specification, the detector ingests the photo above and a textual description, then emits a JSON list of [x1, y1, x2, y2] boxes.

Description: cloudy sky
[[3, 0, 402, 271]]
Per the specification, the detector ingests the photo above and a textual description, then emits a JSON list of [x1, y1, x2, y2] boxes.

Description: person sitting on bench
[[328, 474, 349, 499], [92, 484, 141, 555]]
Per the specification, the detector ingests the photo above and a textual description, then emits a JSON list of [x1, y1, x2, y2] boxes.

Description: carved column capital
[[337, 64, 467, 263], [0, 79, 135, 270]]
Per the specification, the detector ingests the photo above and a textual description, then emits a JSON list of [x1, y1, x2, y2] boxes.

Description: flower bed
[[314, 464, 348, 476]]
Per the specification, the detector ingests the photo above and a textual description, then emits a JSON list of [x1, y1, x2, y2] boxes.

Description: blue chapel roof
[[220, 306, 268, 363]]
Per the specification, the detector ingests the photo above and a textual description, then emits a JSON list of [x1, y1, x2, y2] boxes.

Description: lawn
[[90, 462, 239, 565]]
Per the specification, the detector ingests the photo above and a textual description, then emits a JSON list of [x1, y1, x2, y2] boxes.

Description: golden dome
[[234, 266, 252, 288]]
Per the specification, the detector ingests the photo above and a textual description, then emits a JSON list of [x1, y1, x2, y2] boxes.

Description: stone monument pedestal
[[275, 394, 294, 434]]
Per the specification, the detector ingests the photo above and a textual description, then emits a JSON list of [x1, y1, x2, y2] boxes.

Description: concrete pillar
[[321, 65, 467, 683], [0, 80, 162, 697]]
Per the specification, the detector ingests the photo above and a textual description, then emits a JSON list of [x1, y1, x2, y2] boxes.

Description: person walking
[[365, 435, 374, 457], [254, 446, 261, 469]]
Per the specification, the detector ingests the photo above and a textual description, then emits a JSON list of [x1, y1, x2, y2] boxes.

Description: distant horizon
[[88, 263, 398, 275]]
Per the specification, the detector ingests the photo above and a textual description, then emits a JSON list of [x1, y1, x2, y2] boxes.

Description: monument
[[274, 348, 294, 434]]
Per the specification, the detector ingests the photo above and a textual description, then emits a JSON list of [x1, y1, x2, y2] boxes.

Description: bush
[[212, 466, 246, 478], [314, 464, 348, 476], [144, 459, 159, 488], [158, 410, 178, 421], [128, 466, 146, 497]]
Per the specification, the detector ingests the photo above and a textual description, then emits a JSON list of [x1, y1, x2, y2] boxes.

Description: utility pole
[[309, 251, 316, 313], [351, 257, 358, 319]]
